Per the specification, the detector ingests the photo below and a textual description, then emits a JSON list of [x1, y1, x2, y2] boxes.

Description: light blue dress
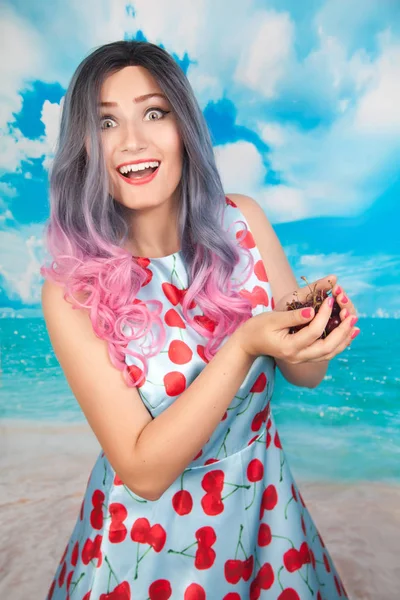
[[47, 198, 349, 599]]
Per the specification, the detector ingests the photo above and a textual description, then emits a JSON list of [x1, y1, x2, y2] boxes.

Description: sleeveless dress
[[47, 198, 349, 600]]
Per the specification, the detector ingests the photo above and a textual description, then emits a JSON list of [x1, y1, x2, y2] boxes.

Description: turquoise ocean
[[1, 316, 399, 484]]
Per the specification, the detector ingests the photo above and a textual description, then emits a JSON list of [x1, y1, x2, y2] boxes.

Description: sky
[[0, 0, 399, 318]]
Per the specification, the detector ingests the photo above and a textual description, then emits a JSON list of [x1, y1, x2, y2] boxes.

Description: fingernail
[[351, 328, 360, 340], [350, 316, 358, 327], [301, 307, 313, 318], [328, 297, 334, 308], [344, 309, 349, 318], [342, 295, 349, 304], [336, 286, 342, 295]]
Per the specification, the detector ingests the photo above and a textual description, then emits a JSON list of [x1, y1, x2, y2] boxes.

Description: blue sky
[[0, 0, 399, 318]]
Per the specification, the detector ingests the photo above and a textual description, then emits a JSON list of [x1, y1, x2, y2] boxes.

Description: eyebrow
[[98, 93, 168, 107]]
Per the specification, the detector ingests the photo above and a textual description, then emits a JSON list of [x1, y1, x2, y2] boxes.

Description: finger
[[335, 290, 357, 316], [312, 325, 355, 362], [296, 312, 355, 362], [292, 295, 334, 347]]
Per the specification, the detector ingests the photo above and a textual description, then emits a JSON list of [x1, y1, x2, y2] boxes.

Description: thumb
[[293, 305, 315, 323]]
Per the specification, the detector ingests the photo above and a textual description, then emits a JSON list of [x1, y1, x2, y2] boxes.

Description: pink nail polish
[[342, 295, 349, 304], [350, 316, 358, 327], [351, 328, 360, 340], [301, 307, 313, 318], [336, 286, 342, 295], [328, 297, 334, 308]]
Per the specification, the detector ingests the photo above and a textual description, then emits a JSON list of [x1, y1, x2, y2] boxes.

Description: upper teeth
[[118, 161, 160, 174]]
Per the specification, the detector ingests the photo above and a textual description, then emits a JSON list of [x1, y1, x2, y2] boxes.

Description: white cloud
[[354, 32, 400, 132], [233, 10, 294, 99], [259, 185, 307, 223], [214, 140, 265, 198], [0, 225, 45, 304]]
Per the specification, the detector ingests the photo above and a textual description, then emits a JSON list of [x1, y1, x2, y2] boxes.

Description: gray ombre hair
[[40, 40, 254, 387]]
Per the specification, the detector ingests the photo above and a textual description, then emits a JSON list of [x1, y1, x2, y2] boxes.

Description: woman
[[41, 40, 359, 599]]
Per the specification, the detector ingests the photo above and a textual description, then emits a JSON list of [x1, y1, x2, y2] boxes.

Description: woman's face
[[95, 65, 184, 211]]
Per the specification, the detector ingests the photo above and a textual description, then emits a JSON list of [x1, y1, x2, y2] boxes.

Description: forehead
[[100, 65, 163, 100]]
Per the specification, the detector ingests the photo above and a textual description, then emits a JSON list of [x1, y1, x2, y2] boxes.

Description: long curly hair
[[40, 40, 254, 387]]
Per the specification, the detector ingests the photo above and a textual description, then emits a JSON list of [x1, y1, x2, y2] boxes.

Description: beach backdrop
[[1, 1, 399, 599]]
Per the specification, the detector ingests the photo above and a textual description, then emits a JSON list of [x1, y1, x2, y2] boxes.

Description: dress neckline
[[133, 249, 183, 261]]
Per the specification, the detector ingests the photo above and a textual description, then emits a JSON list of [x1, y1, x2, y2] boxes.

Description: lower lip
[[117, 165, 160, 186]]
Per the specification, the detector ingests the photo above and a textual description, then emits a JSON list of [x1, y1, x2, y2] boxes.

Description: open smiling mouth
[[117, 162, 161, 183]]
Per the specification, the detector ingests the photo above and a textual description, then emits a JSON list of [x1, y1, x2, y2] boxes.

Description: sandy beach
[[0, 420, 399, 600]]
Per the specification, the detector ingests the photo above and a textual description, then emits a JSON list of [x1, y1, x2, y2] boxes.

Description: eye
[[145, 107, 169, 121], [100, 116, 116, 130]]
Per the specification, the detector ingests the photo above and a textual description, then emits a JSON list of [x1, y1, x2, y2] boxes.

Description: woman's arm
[[227, 193, 331, 388]]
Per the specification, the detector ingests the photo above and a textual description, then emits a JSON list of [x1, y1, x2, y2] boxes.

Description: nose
[[120, 119, 148, 153]]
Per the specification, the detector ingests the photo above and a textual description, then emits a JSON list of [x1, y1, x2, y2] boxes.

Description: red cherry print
[[257, 523, 272, 546], [58, 561, 66, 587], [299, 541, 311, 565], [247, 458, 264, 482], [193, 448, 203, 460], [278, 590, 300, 600], [283, 548, 303, 573], [221, 411, 228, 421], [310, 548, 316, 569], [250, 578, 261, 600], [82, 593, 91, 600], [250, 372, 267, 393], [148, 579, 172, 600], [131, 518, 151, 544], [248, 435, 259, 445], [71, 541, 79, 566], [201, 470, 225, 493], [168, 339, 193, 364], [291, 484, 297, 501], [162, 282, 183, 306], [226, 197, 237, 207], [334, 575, 343, 596], [172, 489, 193, 515], [259, 484, 278, 518], [114, 473, 124, 485], [258, 562, 274, 589], [180, 288, 197, 309], [164, 309, 186, 329], [318, 531, 326, 548], [271, 296, 275, 309], [194, 314, 216, 332], [135, 257, 150, 269], [236, 229, 255, 249], [201, 492, 224, 515], [147, 523, 167, 552], [317, 592, 322, 600], [109, 503, 128, 543], [323, 553, 331, 573], [81, 534, 103, 567], [66, 570, 73, 592], [195, 526, 217, 547], [252, 286, 269, 308], [48, 580, 56, 599], [99, 581, 131, 599], [223, 595, 241, 600], [204, 458, 219, 465], [197, 344, 209, 363], [254, 259, 268, 282], [195, 545, 216, 570], [127, 364, 145, 387], [251, 412, 264, 432], [225, 559, 244, 584], [266, 431, 272, 448], [301, 515, 306, 535], [299, 491, 306, 508], [135, 257, 153, 287], [184, 583, 206, 600], [164, 371, 187, 396], [243, 555, 254, 580], [274, 430, 282, 449]]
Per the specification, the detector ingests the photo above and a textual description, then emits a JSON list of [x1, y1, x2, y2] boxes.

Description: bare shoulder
[[41, 277, 153, 498], [225, 193, 298, 305]]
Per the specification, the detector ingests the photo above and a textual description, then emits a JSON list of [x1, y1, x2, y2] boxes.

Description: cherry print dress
[[47, 199, 349, 600]]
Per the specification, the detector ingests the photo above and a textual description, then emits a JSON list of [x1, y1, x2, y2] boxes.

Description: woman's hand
[[236, 274, 360, 363]]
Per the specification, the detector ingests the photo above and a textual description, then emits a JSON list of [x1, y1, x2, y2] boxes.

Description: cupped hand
[[274, 274, 361, 362]]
